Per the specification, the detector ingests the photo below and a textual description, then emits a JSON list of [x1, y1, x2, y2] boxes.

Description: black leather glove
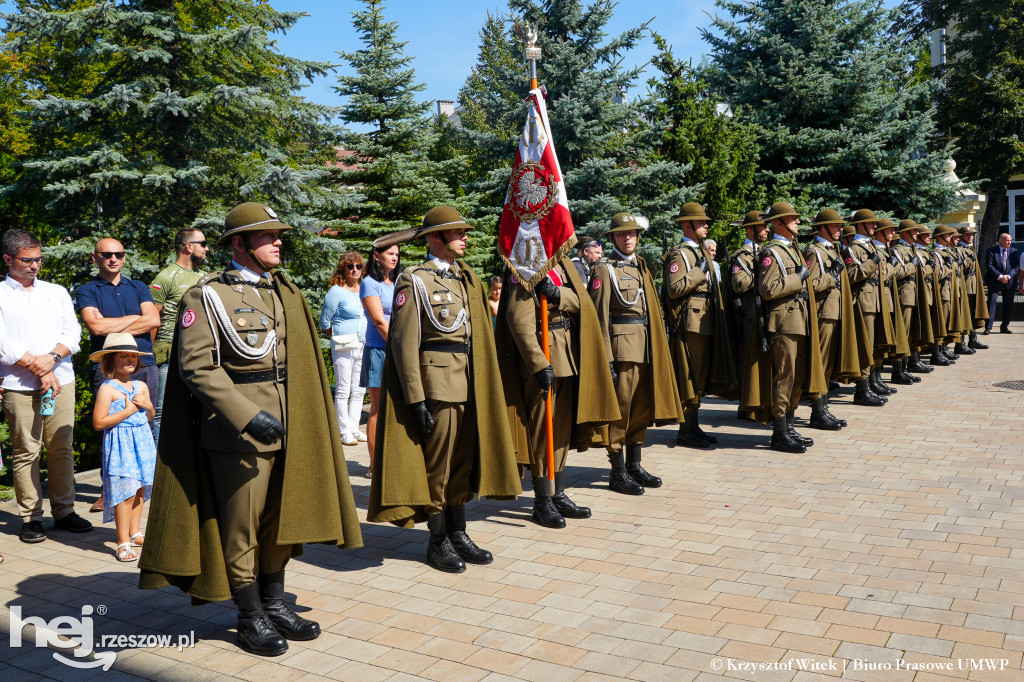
[[870, 251, 881, 264], [797, 266, 810, 282], [696, 257, 709, 274], [535, 365, 555, 394], [944, 255, 954, 267], [535, 276, 560, 306], [609, 361, 618, 387], [409, 401, 435, 440], [243, 410, 287, 445], [888, 254, 899, 266], [828, 257, 845, 279]]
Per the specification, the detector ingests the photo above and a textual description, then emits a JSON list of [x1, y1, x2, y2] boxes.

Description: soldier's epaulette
[[197, 272, 221, 287]]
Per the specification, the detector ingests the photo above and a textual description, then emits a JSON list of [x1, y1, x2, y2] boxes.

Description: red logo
[[845, 257, 854, 265], [731, 264, 741, 274], [806, 260, 812, 267], [668, 262, 680, 274], [181, 309, 197, 328], [762, 256, 772, 267], [395, 291, 407, 307], [591, 278, 601, 290]]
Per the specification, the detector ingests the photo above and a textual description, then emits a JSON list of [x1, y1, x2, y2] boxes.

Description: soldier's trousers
[[771, 332, 807, 418], [607, 361, 652, 452], [207, 449, 293, 588], [683, 331, 712, 401], [424, 401, 476, 514], [900, 306, 913, 345], [862, 312, 876, 375], [817, 319, 838, 382], [523, 375, 572, 479]]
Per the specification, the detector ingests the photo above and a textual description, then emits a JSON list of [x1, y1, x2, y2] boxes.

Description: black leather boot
[[901, 359, 921, 382], [676, 411, 712, 448], [771, 416, 806, 453], [691, 408, 717, 444], [608, 450, 644, 495], [625, 444, 662, 488], [907, 352, 933, 373], [854, 379, 885, 406], [553, 471, 591, 519], [955, 339, 974, 355], [259, 571, 320, 641], [445, 505, 493, 564], [426, 511, 466, 573], [737, 406, 753, 421], [786, 414, 814, 446], [930, 346, 951, 366], [969, 331, 988, 350], [809, 397, 842, 430], [232, 581, 288, 656], [823, 394, 847, 427], [890, 359, 914, 385], [871, 368, 896, 395], [531, 477, 566, 528], [943, 345, 959, 361]]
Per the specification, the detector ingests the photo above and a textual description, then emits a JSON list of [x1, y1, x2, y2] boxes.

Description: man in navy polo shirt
[[76, 237, 160, 511]]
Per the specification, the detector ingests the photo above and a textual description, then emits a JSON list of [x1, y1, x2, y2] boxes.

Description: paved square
[[2, 335, 1023, 680]]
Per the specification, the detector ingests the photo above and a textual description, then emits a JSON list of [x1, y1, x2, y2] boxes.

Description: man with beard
[[590, 212, 682, 495], [150, 228, 210, 442]]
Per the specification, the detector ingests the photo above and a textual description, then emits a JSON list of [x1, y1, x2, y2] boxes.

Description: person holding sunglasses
[[320, 252, 368, 446], [149, 228, 209, 444], [76, 237, 161, 512]]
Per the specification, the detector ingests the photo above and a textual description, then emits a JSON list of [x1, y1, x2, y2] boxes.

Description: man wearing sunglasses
[[149, 229, 209, 443], [0, 229, 89, 542], [76, 238, 161, 511]]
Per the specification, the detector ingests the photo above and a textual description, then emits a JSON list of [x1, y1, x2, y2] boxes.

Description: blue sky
[[271, 0, 718, 113]]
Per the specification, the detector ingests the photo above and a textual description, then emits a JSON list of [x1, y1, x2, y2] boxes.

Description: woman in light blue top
[[320, 252, 368, 446], [359, 243, 400, 477]]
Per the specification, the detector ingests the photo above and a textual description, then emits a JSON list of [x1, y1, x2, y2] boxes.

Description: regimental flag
[[498, 88, 576, 290]]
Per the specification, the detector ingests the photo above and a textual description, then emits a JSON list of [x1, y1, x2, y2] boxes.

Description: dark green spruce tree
[[334, 0, 484, 268], [457, 0, 698, 268], [702, 0, 961, 222], [1, 0, 351, 290]]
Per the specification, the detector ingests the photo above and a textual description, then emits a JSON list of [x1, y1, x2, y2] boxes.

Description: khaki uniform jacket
[[177, 268, 286, 453], [505, 262, 580, 378], [915, 246, 935, 306], [729, 243, 758, 324], [804, 240, 841, 322], [589, 253, 683, 425], [665, 241, 713, 335], [494, 260, 620, 460], [391, 260, 471, 404], [891, 241, 919, 307], [140, 270, 363, 603], [759, 238, 809, 335], [847, 238, 881, 314], [368, 259, 521, 527]]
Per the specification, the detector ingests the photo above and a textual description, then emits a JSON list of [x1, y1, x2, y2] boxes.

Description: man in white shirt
[[0, 229, 90, 543]]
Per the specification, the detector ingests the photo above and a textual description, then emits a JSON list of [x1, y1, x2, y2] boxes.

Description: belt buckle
[[274, 365, 285, 384]]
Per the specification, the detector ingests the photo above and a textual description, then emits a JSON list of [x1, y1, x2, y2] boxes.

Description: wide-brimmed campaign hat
[[932, 224, 956, 237], [671, 202, 711, 223], [897, 219, 920, 234], [959, 224, 977, 235], [372, 206, 475, 249], [849, 208, 879, 225], [915, 224, 933, 235], [764, 201, 801, 221], [740, 210, 767, 228], [607, 212, 648, 235], [876, 217, 897, 231], [89, 332, 152, 362], [217, 202, 293, 247], [810, 208, 844, 226], [842, 225, 857, 237]]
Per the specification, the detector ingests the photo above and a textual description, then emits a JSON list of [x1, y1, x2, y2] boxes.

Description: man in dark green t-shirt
[[150, 228, 208, 441]]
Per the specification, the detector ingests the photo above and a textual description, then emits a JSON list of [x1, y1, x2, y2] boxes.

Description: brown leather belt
[[421, 341, 468, 353], [612, 315, 647, 324], [227, 364, 286, 384]]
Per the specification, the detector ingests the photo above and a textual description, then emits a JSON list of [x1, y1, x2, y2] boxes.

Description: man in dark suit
[[984, 232, 1019, 334]]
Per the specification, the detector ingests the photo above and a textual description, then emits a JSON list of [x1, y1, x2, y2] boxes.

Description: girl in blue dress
[[90, 333, 156, 562]]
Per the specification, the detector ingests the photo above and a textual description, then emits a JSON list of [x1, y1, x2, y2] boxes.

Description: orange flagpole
[[540, 293, 555, 483]]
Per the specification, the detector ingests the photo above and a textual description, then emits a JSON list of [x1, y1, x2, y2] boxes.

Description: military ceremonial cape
[[139, 271, 364, 604], [367, 259, 522, 527], [494, 258, 620, 464]]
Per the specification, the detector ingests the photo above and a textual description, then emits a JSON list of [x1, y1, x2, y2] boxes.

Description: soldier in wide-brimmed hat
[[757, 202, 827, 453], [665, 203, 733, 448], [367, 206, 521, 574], [930, 224, 963, 363], [892, 220, 933, 374], [845, 209, 891, 405], [728, 210, 770, 422], [955, 224, 989, 350], [140, 202, 363, 657], [588, 212, 682, 496], [874, 218, 916, 386]]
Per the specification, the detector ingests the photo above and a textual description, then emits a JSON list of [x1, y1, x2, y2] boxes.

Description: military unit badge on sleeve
[[668, 262, 679, 273], [182, 309, 197, 328], [395, 292, 407, 307]]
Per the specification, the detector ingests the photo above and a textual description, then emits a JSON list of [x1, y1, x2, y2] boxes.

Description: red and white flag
[[498, 88, 576, 289]]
